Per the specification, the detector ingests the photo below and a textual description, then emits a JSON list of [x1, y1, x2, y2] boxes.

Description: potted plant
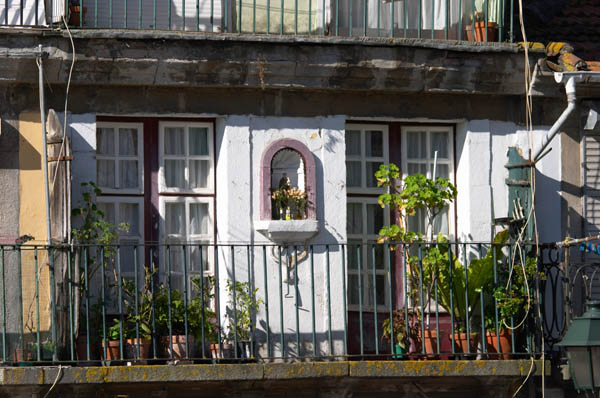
[[225, 280, 263, 359], [68, 0, 87, 26], [121, 274, 154, 360], [156, 275, 219, 359], [382, 308, 420, 358], [465, 11, 498, 42], [102, 319, 126, 361], [376, 165, 458, 356], [485, 255, 539, 358], [287, 187, 308, 220]]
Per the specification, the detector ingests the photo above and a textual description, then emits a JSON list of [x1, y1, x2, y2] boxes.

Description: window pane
[[347, 203, 363, 235], [365, 130, 383, 157], [435, 164, 449, 180], [407, 163, 420, 175], [119, 160, 139, 189], [119, 128, 138, 156], [165, 202, 185, 236], [97, 128, 115, 155], [366, 162, 382, 188], [189, 127, 209, 156], [190, 245, 208, 272], [97, 160, 115, 188], [345, 130, 361, 156], [432, 206, 449, 236], [164, 127, 185, 155], [119, 242, 137, 274], [366, 203, 383, 235], [431, 132, 448, 159], [189, 160, 209, 189], [347, 240, 362, 270], [348, 274, 360, 305], [119, 202, 140, 236], [165, 159, 185, 188], [97, 202, 115, 225], [346, 161, 362, 187], [408, 208, 426, 235], [190, 203, 209, 235], [366, 241, 384, 270]]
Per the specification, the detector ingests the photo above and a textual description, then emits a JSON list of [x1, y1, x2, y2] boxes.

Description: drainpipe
[[534, 72, 600, 162], [38, 45, 52, 244]]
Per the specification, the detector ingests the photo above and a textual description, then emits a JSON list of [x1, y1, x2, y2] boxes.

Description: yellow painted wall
[[18, 111, 51, 337]]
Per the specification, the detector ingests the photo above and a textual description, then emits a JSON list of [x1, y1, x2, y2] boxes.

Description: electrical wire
[[42, 365, 63, 398]]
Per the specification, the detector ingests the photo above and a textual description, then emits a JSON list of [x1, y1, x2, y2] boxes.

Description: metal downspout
[[533, 75, 577, 162], [38, 44, 52, 245]]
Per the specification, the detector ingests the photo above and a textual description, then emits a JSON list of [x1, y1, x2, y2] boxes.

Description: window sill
[[255, 220, 319, 244]]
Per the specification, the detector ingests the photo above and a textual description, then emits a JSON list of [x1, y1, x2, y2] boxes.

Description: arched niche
[[260, 139, 316, 220]]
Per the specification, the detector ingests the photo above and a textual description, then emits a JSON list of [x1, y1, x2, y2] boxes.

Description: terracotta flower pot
[[162, 335, 194, 359], [465, 21, 498, 42], [14, 348, 33, 362], [125, 338, 152, 359], [452, 332, 479, 354], [68, 5, 87, 26], [209, 343, 234, 359], [101, 340, 121, 361], [485, 329, 513, 359], [421, 329, 439, 356]]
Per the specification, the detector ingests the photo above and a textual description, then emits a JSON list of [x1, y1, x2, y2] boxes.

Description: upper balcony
[[1, 0, 514, 43]]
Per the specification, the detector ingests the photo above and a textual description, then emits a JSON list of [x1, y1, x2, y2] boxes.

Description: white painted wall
[[215, 115, 346, 359], [455, 120, 561, 242]]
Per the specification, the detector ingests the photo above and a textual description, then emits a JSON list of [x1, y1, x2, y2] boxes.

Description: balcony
[[0, 0, 514, 43], [0, 240, 557, 364]]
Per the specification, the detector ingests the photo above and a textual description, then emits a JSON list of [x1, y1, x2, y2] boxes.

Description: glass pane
[[190, 245, 208, 272], [408, 132, 427, 158], [345, 130, 361, 156], [408, 208, 426, 235], [189, 127, 209, 156], [119, 160, 139, 189], [366, 203, 383, 235], [119, 202, 139, 236], [567, 348, 592, 389], [118, 243, 137, 274], [367, 241, 384, 270], [97, 202, 115, 225], [431, 132, 448, 159], [97, 128, 115, 155], [365, 130, 383, 157], [165, 202, 185, 236], [347, 203, 363, 235], [435, 164, 449, 180], [348, 274, 360, 305], [97, 160, 115, 188], [366, 162, 382, 188], [164, 127, 185, 155], [421, 163, 428, 176], [431, 206, 449, 236], [190, 160, 209, 188], [407, 163, 420, 176], [346, 161, 362, 187], [376, 275, 386, 306], [167, 245, 184, 273], [165, 159, 185, 188], [347, 240, 362, 270], [169, 274, 184, 292], [190, 203, 209, 235], [118, 128, 138, 156]]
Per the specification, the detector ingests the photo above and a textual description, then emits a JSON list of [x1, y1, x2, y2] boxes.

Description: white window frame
[[96, 122, 144, 195], [159, 196, 214, 296], [158, 121, 215, 194], [401, 125, 456, 239], [347, 197, 391, 312], [345, 124, 389, 194]]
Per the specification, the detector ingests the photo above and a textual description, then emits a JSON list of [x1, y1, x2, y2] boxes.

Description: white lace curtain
[[97, 127, 139, 190]]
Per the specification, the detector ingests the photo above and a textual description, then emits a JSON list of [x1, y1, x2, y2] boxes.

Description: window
[[97, 197, 144, 281], [402, 126, 454, 237], [96, 122, 144, 194], [160, 197, 214, 292], [159, 122, 214, 193], [345, 124, 390, 311], [345, 125, 389, 192]]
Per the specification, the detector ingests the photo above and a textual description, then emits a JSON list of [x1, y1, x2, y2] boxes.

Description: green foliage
[[381, 308, 420, 349], [375, 165, 457, 243], [226, 280, 264, 341], [155, 276, 219, 343], [120, 268, 156, 339], [491, 256, 540, 330]]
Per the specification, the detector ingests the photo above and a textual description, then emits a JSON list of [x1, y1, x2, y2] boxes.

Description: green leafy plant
[[382, 308, 421, 350], [225, 280, 263, 341], [155, 276, 219, 343]]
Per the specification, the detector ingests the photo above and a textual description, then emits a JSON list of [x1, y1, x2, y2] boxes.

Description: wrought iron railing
[[0, 240, 546, 364], [0, 0, 513, 42]]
